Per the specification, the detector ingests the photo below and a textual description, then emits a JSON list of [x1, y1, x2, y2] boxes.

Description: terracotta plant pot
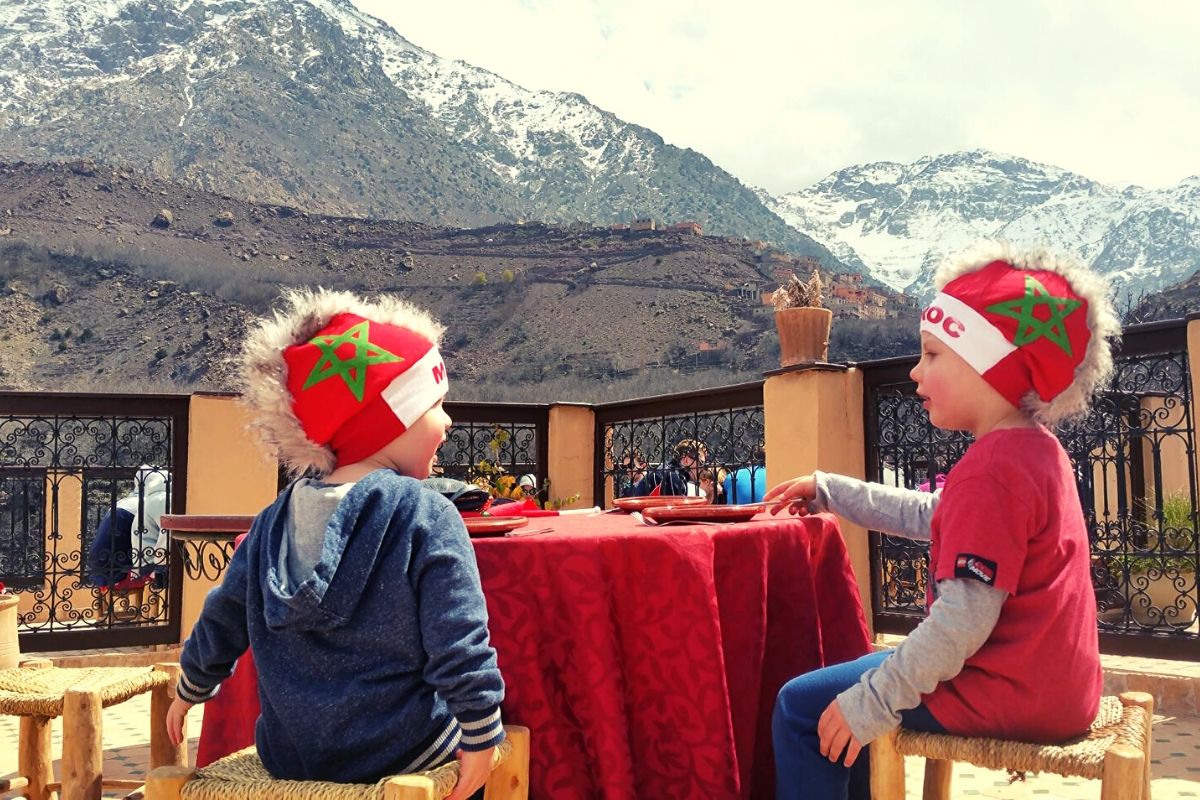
[[0, 593, 19, 670], [775, 307, 832, 367]]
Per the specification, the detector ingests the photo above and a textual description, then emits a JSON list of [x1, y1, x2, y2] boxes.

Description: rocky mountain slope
[[0, 0, 841, 268], [769, 150, 1200, 300], [0, 161, 839, 395]]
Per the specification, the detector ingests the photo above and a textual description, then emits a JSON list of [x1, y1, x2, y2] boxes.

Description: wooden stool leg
[[382, 776, 437, 800], [61, 687, 103, 800], [485, 725, 530, 800], [150, 664, 186, 769], [1122, 691, 1155, 800], [922, 758, 953, 800], [1100, 743, 1145, 800], [145, 766, 195, 800], [869, 729, 906, 800], [18, 714, 53, 800]]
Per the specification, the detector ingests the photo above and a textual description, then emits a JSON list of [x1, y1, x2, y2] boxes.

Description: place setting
[[628, 502, 767, 526], [462, 516, 555, 538]]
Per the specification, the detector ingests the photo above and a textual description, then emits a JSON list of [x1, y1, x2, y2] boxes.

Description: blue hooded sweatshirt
[[177, 470, 505, 782]]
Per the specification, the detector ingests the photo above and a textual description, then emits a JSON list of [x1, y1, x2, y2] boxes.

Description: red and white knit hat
[[240, 288, 448, 476], [922, 243, 1120, 425]]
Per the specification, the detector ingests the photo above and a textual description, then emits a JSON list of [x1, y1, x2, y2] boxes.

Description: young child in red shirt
[[766, 243, 1120, 800]]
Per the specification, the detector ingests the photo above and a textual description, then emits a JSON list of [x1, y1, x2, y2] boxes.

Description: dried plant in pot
[[772, 268, 831, 366]]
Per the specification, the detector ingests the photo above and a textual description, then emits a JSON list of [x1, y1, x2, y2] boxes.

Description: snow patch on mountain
[[769, 150, 1200, 300]]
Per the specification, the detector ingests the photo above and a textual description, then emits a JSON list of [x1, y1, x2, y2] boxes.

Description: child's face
[[909, 333, 1014, 435], [379, 401, 453, 479], [621, 455, 646, 483]]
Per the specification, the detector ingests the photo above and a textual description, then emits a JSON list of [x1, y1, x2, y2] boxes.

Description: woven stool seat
[[149, 725, 530, 800], [179, 740, 514, 800], [2, 661, 185, 800], [0, 665, 170, 717], [893, 694, 1145, 779], [870, 693, 1154, 800]]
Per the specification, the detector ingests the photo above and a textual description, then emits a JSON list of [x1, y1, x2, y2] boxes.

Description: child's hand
[[818, 699, 863, 767], [445, 746, 497, 800], [763, 475, 817, 516], [166, 696, 194, 748]]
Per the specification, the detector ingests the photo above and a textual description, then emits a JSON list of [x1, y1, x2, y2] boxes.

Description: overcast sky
[[353, 0, 1200, 197]]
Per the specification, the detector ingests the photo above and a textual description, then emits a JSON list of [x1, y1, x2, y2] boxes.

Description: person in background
[[617, 448, 648, 497], [698, 467, 729, 504], [629, 439, 707, 497], [87, 466, 170, 590], [724, 445, 767, 505]]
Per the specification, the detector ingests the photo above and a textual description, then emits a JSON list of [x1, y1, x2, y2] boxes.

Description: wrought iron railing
[[862, 319, 1200, 658], [438, 402, 550, 500], [0, 393, 188, 650], [594, 382, 766, 507]]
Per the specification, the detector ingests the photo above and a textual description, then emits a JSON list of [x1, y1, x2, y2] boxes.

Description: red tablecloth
[[196, 513, 871, 799]]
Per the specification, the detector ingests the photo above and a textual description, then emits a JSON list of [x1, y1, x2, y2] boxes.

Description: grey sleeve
[[809, 471, 940, 540], [836, 579, 1006, 744]]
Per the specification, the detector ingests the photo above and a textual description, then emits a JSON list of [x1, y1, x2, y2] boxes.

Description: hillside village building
[[665, 221, 703, 236]]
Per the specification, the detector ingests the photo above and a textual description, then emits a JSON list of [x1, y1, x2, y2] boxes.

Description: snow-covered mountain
[[0, 0, 840, 265], [768, 150, 1200, 299]]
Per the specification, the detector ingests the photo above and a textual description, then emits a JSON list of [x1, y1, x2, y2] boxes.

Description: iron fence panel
[[0, 393, 188, 651], [594, 382, 766, 507], [436, 402, 550, 503]]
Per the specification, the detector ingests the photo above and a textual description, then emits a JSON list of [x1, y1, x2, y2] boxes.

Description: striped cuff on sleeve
[[176, 671, 221, 704], [456, 706, 505, 751]]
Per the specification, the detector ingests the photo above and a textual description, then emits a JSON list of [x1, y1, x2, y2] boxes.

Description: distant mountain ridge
[[768, 150, 1200, 300], [0, 0, 843, 268], [4, 3, 1198, 311]]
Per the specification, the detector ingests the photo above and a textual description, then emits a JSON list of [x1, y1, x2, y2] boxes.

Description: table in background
[[193, 512, 871, 799]]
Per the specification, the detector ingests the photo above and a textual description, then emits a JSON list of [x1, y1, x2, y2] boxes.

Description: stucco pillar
[[547, 404, 595, 509], [764, 365, 873, 635], [178, 394, 279, 641]]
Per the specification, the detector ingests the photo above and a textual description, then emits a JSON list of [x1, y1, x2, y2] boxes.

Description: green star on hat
[[986, 275, 1083, 357], [302, 320, 403, 402]]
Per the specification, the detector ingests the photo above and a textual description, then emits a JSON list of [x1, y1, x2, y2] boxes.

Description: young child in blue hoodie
[[166, 289, 505, 800]]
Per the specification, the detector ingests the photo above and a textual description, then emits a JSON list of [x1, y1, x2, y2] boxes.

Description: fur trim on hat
[[934, 241, 1120, 426], [239, 288, 446, 478]]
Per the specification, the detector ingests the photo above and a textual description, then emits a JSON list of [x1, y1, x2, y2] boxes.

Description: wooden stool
[[870, 692, 1154, 800], [0, 659, 186, 800], [146, 725, 531, 800]]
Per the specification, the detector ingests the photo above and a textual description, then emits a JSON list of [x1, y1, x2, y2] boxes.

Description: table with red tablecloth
[[194, 512, 871, 799]]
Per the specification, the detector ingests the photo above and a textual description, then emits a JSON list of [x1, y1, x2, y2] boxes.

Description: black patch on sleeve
[[953, 553, 997, 585]]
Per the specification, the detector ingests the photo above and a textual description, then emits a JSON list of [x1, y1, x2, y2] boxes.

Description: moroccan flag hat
[[240, 288, 448, 476], [921, 243, 1120, 425]]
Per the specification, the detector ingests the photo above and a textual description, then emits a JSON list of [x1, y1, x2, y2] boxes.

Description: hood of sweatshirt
[[260, 469, 418, 633]]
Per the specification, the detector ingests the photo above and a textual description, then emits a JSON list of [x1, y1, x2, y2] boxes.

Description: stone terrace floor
[[2, 648, 1200, 798]]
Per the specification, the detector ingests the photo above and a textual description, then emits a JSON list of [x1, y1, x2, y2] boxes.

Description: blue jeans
[[773, 650, 946, 800]]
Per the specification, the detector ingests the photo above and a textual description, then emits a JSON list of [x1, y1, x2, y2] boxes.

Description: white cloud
[[352, 0, 1200, 195]]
